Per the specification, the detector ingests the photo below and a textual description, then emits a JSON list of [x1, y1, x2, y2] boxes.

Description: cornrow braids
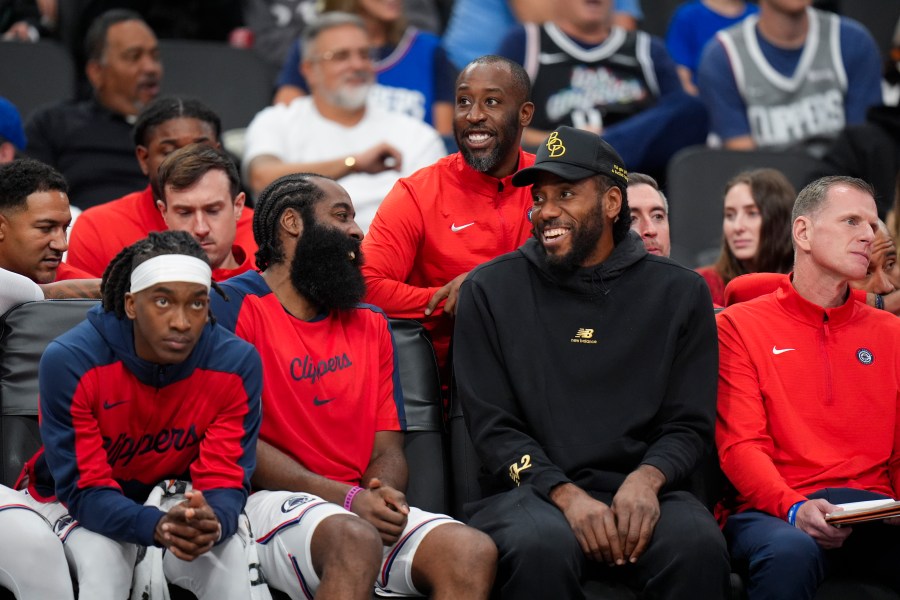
[[101, 230, 225, 319], [253, 173, 326, 270]]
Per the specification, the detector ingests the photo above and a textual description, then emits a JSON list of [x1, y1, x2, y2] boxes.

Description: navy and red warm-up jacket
[[21, 305, 263, 547]]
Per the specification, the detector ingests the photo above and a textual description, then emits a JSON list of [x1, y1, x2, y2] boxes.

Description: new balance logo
[[571, 328, 597, 344], [772, 346, 796, 355], [451, 222, 475, 232]]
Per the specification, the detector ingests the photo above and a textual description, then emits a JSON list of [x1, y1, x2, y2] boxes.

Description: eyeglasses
[[310, 47, 376, 64]]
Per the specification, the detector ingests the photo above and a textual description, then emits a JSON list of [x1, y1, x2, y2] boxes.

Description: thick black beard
[[456, 115, 520, 174], [534, 202, 606, 276], [290, 221, 365, 311]]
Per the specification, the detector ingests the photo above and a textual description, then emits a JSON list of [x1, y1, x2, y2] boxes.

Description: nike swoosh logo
[[772, 346, 796, 355], [312, 396, 335, 406], [103, 400, 129, 409], [451, 222, 475, 232]]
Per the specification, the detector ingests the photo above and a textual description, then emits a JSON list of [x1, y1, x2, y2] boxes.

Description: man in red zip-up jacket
[[716, 175, 900, 599], [361, 55, 536, 380]]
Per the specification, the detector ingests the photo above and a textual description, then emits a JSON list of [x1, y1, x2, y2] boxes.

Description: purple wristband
[[344, 486, 364, 511]]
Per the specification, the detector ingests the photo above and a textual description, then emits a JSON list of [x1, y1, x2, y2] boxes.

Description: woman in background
[[697, 168, 795, 306]]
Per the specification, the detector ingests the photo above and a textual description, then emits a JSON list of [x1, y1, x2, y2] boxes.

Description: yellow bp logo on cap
[[547, 131, 566, 158]]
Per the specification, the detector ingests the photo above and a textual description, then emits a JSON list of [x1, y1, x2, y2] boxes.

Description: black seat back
[[0, 300, 98, 488], [0, 40, 76, 120], [388, 318, 448, 514]]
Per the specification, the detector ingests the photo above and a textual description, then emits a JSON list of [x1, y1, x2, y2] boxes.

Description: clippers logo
[[104, 425, 201, 467], [571, 328, 597, 344], [290, 353, 352, 384], [53, 515, 76, 537], [546, 131, 566, 158], [281, 495, 314, 513], [509, 454, 532, 486], [856, 348, 874, 365]]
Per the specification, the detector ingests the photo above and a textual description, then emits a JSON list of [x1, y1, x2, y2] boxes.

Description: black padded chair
[[0, 300, 96, 600], [0, 40, 76, 121], [666, 146, 824, 268], [387, 318, 448, 514], [0, 299, 97, 488], [158, 40, 275, 133]]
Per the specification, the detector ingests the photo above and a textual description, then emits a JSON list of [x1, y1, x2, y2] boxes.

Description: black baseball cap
[[511, 126, 628, 188]]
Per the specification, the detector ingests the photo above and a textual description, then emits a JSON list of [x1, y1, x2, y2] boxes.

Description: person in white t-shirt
[[243, 11, 446, 231]]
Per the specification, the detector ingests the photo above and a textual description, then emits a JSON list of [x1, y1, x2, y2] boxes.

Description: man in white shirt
[[243, 12, 447, 231]]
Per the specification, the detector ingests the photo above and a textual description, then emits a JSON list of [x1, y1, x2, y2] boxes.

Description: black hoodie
[[454, 231, 718, 497]]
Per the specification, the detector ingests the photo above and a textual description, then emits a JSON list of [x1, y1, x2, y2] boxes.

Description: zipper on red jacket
[[820, 312, 834, 406], [494, 181, 510, 249]]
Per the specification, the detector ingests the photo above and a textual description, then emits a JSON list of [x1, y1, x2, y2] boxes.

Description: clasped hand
[[555, 477, 660, 566], [153, 489, 221, 561], [350, 477, 410, 546]]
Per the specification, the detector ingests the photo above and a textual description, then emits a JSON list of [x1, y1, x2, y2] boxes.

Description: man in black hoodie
[[454, 126, 730, 598]]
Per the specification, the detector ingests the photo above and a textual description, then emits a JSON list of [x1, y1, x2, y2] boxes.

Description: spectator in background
[[67, 96, 256, 278], [0, 97, 27, 164], [272, 0, 457, 135], [697, 169, 795, 306], [497, 0, 707, 175], [628, 172, 670, 258], [24, 9, 162, 209], [241, 0, 320, 71], [441, 0, 643, 71], [820, 34, 900, 220], [698, 0, 881, 151], [244, 12, 445, 232], [665, 0, 758, 95], [242, 0, 441, 73], [850, 219, 898, 297], [0, 0, 56, 41]]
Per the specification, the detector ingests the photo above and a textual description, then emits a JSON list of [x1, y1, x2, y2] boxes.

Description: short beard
[[290, 220, 366, 311], [329, 81, 371, 110], [535, 201, 605, 276], [456, 115, 520, 174]]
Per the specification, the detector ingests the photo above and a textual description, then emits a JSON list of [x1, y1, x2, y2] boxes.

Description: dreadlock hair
[[253, 173, 327, 270], [101, 230, 224, 319]]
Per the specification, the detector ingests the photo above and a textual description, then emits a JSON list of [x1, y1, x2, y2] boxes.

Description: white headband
[[130, 255, 212, 294]]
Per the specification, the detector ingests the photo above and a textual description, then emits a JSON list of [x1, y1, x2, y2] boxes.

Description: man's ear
[[793, 216, 811, 253], [124, 292, 137, 320], [86, 60, 104, 92], [604, 186, 623, 221], [0, 212, 8, 242], [233, 192, 246, 221], [520, 101, 535, 127], [135, 145, 150, 176], [155, 198, 167, 218], [280, 207, 303, 239]]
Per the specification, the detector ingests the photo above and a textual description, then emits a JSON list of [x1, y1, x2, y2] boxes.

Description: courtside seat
[[0, 300, 97, 600], [0, 299, 98, 488]]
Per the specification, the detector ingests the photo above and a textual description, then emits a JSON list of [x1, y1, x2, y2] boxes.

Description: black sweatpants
[[467, 485, 730, 599]]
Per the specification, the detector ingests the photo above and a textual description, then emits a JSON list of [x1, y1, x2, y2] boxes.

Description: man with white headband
[[0, 230, 264, 599]]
